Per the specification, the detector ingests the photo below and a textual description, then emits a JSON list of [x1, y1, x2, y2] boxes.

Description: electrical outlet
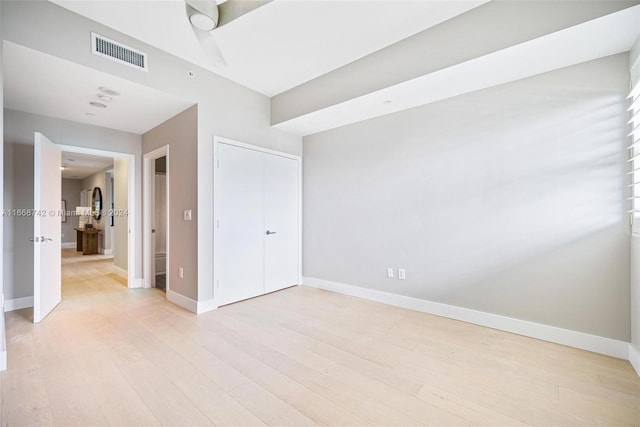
[[179, 267, 184, 279], [386, 267, 394, 278], [398, 268, 406, 280], [184, 210, 192, 221]]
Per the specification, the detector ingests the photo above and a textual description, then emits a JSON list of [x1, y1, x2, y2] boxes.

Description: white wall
[[2, 109, 141, 301], [303, 54, 630, 341]]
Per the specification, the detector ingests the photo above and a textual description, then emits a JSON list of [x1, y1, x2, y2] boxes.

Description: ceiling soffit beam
[[271, 0, 640, 126], [272, 6, 640, 136]]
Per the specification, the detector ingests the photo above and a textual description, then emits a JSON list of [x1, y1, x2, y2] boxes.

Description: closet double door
[[216, 142, 299, 305]]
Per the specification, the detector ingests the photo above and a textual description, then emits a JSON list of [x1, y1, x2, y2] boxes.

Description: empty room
[[1, 0, 640, 425]]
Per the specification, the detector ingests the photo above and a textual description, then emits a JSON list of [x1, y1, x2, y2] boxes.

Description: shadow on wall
[[303, 55, 630, 341]]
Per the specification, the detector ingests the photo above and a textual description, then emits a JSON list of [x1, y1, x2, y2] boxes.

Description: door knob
[[266, 230, 276, 235]]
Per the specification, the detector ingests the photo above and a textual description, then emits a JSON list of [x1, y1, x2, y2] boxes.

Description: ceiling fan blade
[[194, 28, 227, 67], [218, 0, 273, 27], [185, 2, 227, 67]]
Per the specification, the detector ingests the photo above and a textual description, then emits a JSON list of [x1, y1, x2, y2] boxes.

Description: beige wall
[[61, 179, 82, 244], [143, 106, 197, 298], [113, 158, 128, 272], [303, 54, 630, 341]]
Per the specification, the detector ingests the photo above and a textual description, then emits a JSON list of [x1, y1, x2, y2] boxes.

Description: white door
[[33, 132, 62, 323], [264, 154, 299, 293], [216, 142, 299, 305], [217, 143, 265, 305]]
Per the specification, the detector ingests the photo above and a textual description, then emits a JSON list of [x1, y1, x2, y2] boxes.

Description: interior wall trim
[[196, 298, 218, 314], [4, 296, 34, 312], [302, 276, 630, 361], [629, 344, 640, 377], [166, 289, 197, 313]]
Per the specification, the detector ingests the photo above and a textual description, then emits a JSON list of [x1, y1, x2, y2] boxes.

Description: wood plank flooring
[[1, 253, 639, 426]]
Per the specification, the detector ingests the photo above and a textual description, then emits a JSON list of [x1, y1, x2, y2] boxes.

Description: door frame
[[58, 144, 137, 288], [212, 136, 302, 304], [143, 145, 170, 292]]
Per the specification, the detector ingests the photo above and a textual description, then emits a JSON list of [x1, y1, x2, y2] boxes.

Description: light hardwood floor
[[2, 253, 639, 426]]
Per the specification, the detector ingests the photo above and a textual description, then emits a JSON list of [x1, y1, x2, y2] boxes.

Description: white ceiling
[[3, 41, 195, 134], [50, 0, 487, 96], [61, 152, 113, 180]]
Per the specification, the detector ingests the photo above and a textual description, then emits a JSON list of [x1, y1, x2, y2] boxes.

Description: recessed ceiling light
[[66, 158, 76, 162], [90, 102, 107, 108], [99, 86, 120, 96], [97, 94, 112, 102], [85, 112, 96, 116], [383, 100, 393, 105]]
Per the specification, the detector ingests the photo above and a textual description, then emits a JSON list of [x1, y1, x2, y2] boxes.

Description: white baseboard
[[61, 242, 76, 249], [4, 296, 34, 312], [167, 290, 197, 313], [102, 249, 113, 256], [197, 298, 218, 314], [129, 278, 144, 289], [302, 276, 630, 360], [630, 344, 640, 377]]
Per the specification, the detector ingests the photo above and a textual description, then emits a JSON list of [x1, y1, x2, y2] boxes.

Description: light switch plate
[[184, 209, 192, 221]]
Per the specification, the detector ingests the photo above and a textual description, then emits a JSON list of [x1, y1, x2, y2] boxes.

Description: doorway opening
[[143, 146, 170, 294], [59, 144, 137, 288]]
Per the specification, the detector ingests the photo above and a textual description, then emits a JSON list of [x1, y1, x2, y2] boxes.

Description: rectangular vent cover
[[91, 32, 148, 71]]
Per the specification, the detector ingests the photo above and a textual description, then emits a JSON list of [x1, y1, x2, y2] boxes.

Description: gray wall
[[3, 108, 141, 301], [303, 54, 630, 341], [143, 106, 197, 299], [61, 179, 82, 244], [1, 1, 5, 360], [630, 36, 640, 360]]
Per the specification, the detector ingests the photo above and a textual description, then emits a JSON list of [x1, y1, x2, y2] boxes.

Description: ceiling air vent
[[91, 32, 148, 72]]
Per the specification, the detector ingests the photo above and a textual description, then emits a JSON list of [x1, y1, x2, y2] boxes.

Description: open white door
[[33, 132, 62, 323]]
